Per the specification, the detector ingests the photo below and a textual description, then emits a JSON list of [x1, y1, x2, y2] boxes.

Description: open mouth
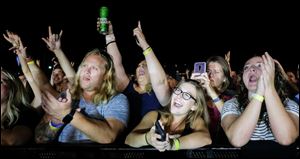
[[83, 76, 91, 82], [173, 101, 183, 108], [249, 75, 258, 83], [138, 69, 145, 76]]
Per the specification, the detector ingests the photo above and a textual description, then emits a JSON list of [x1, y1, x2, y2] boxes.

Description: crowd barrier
[[1, 141, 298, 159]]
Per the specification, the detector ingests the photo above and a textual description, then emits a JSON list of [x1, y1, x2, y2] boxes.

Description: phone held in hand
[[57, 92, 66, 99], [155, 120, 166, 141], [194, 62, 206, 73]]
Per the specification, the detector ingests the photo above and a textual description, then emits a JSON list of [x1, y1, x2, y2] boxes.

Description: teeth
[[174, 102, 182, 107]]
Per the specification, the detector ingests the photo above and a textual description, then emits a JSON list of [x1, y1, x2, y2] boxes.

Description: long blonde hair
[[1, 69, 30, 129], [70, 48, 117, 104], [161, 79, 210, 129]]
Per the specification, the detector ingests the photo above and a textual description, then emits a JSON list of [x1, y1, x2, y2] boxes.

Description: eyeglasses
[[173, 87, 197, 102]]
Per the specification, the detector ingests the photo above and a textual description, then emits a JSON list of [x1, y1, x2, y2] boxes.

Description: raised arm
[[3, 31, 41, 108], [133, 21, 171, 106], [262, 53, 299, 145], [42, 26, 75, 86], [221, 75, 266, 147], [97, 20, 130, 91]]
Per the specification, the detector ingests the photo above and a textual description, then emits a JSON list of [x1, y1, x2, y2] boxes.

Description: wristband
[[27, 60, 34, 65], [212, 97, 221, 103], [49, 120, 64, 131], [143, 47, 152, 56], [252, 93, 264, 102], [173, 138, 180, 151]]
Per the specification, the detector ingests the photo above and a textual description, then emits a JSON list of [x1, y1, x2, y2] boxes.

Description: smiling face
[[79, 54, 107, 92], [242, 56, 263, 92], [170, 82, 197, 116], [52, 68, 65, 85]]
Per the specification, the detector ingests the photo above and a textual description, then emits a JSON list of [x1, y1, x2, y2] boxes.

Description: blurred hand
[[41, 89, 72, 121], [3, 31, 27, 57]]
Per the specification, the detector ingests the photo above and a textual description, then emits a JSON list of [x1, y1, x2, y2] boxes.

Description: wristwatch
[[62, 109, 76, 124]]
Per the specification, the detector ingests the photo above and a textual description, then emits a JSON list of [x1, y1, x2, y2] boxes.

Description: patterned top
[[221, 98, 299, 141]]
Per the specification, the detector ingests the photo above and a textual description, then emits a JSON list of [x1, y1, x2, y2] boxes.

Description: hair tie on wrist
[[106, 41, 116, 46]]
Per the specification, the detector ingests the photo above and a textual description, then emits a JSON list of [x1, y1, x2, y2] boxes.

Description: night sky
[[1, 0, 299, 76]]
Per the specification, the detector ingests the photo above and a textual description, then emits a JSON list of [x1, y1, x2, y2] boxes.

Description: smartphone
[[194, 62, 206, 73], [57, 92, 66, 99], [155, 120, 166, 141]]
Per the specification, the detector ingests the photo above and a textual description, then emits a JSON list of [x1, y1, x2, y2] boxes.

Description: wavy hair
[[237, 57, 291, 127], [70, 48, 117, 104], [1, 69, 30, 129]]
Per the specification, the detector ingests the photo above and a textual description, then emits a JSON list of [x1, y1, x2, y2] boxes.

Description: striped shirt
[[221, 98, 299, 141]]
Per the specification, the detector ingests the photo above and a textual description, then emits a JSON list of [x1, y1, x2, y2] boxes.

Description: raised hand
[[261, 52, 275, 91], [3, 31, 28, 57], [225, 50, 231, 64], [42, 26, 63, 52], [133, 21, 149, 50], [97, 18, 114, 35]]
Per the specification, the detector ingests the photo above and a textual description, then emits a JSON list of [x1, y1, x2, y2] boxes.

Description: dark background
[[1, 0, 299, 76]]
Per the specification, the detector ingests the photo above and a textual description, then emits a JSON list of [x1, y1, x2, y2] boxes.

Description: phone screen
[[194, 62, 206, 73]]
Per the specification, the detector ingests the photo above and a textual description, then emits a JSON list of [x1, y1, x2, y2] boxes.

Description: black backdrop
[[1, 0, 299, 76]]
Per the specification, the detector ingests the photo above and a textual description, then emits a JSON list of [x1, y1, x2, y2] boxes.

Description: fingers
[[66, 89, 72, 101], [138, 20, 142, 30], [59, 30, 63, 38], [48, 26, 52, 37], [41, 37, 50, 45]]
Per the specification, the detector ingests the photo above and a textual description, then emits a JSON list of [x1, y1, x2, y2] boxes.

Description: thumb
[[66, 89, 72, 101], [138, 20, 142, 30]]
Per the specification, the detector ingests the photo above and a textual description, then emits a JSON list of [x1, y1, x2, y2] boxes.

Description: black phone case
[[155, 120, 166, 141]]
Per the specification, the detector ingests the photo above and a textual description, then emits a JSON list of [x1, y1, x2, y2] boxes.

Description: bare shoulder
[[191, 117, 207, 130]]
